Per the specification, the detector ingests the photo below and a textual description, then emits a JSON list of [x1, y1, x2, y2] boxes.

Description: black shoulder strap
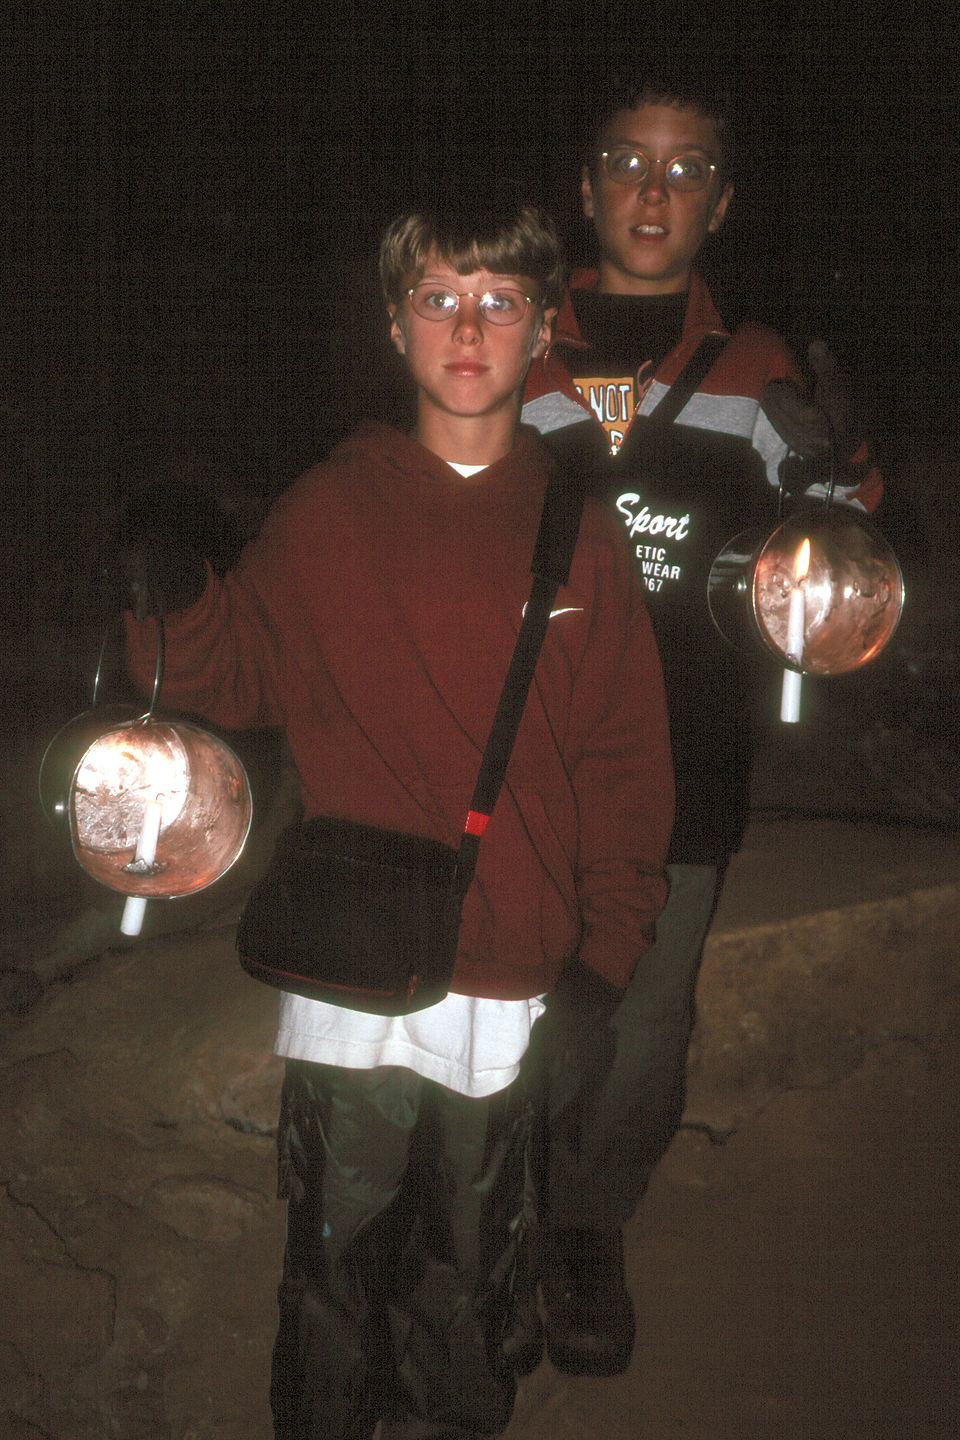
[[646, 332, 727, 427], [457, 464, 586, 889], [530, 460, 586, 587]]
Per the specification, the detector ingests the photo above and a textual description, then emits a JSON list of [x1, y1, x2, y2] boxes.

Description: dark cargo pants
[[270, 1059, 531, 1439], [543, 864, 722, 1230]]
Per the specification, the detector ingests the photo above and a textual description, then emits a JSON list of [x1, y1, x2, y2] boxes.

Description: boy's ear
[[388, 304, 406, 355], [581, 165, 596, 220], [708, 182, 734, 234], [530, 307, 556, 361]]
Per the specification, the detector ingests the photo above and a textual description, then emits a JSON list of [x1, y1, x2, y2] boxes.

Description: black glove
[[113, 532, 206, 621], [761, 339, 862, 462], [528, 958, 624, 1150], [543, 954, 623, 1030]]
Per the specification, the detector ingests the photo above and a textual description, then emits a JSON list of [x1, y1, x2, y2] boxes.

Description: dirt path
[[2, 888, 956, 1438], [506, 1037, 958, 1439]]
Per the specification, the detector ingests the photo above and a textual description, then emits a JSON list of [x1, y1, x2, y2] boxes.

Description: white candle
[[120, 795, 164, 936], [134, 795, 163, 865], [780, 666, 802, 724], [120, 895, 148, 937], [784, 580, 806, 666], [780, 540, 809, 725]]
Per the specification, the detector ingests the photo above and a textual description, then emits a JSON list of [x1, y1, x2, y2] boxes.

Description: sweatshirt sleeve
[[123, 485, 314, 730], [569, 508, 674, 990]]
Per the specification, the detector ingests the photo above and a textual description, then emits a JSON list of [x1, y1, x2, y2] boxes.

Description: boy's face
[[389, 256, 554, 433], [582, 102, 733, 295]]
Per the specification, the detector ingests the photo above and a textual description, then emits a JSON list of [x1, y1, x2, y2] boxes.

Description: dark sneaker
[[541, 1226, 636, 1376], [501, 1290, 544, 1377], [501, 1234, 544, 1376]]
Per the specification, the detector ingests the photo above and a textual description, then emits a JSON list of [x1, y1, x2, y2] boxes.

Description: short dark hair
[[379, 203, 564, 313], [585, 68, 735, 180]]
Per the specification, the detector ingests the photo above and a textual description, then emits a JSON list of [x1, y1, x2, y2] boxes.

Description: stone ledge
[[687, 879, 960, 1131]]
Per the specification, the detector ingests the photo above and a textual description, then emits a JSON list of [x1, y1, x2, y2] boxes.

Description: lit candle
[[780, 540, 809, 724], [120, 794, 164, 936]]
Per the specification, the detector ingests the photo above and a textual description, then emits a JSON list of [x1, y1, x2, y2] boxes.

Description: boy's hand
[[529, 958, 623, 1155], [111, 534, 206, 621], [761, 340, 861, 461]]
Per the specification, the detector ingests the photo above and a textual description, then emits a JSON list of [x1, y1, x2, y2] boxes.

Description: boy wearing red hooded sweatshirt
[[123, 198, 673, 1438]]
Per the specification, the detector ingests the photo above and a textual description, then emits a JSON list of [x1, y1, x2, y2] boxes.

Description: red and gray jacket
[[522, 270, 882, 864], [523, 268, 881, 505]]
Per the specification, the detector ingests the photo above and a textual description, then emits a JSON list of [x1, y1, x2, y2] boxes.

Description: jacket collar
[[553, 268, 728, 353]]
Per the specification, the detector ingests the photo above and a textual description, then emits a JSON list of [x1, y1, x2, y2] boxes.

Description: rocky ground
[[3, 819, 958, 1440], [2, 681, 959, 1438]]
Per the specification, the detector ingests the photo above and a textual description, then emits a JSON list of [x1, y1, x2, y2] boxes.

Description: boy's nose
[[637, 160, 669, 203], [453, 297, 484, 340]]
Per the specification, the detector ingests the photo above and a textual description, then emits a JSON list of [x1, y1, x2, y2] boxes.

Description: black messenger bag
[[236, 468, 585, 1015]]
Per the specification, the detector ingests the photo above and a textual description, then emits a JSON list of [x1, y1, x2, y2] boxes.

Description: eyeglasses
[[405, 283, 536, 326], [600, 147, 718, 192]]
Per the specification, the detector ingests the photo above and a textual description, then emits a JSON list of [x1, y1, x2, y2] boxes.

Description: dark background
[[4, 0, 959, 746]]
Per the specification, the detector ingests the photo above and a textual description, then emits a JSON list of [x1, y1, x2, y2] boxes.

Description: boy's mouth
[[444, 361, 490, 376], [631, 224, 668, 237]]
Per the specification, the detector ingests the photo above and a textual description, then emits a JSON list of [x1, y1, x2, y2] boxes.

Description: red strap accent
[[464, 810, 490, 837]]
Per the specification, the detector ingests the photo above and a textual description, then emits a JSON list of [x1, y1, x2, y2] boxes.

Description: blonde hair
[[379, 203, 564, 312]]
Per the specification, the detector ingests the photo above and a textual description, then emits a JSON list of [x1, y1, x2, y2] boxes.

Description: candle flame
[[143, 750, 176, 794], [76, 732, 176, 798], [795, 539, 810, 584]]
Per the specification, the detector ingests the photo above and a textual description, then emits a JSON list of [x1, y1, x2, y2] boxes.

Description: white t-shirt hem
[[274, 989, 546, 1100]]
